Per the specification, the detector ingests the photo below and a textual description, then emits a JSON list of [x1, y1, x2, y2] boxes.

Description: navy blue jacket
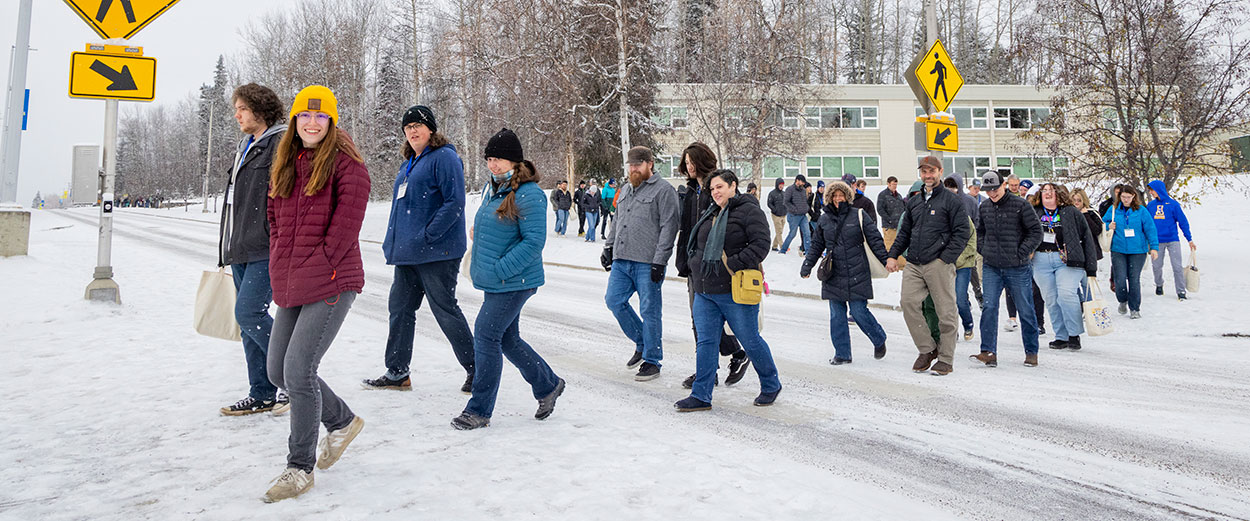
[[802, 202, 888, 301], [383, 144, 467, 265]]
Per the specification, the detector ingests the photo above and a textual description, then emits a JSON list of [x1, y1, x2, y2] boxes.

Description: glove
[[651, 264, 666, 283], [601, 247, 613, 271]]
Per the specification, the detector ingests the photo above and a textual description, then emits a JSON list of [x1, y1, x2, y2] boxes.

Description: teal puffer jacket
[[471, 181, 547, 293]]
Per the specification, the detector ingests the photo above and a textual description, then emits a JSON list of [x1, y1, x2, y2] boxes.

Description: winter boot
[[912, 350, 939, 372], [754, 388, 781, 406], [634, 362, 661, 381], [263, 468, 313, 503], [460, 373, 473, 395], [1024, 353, 1039, 367], [451, 411, 490, 430], [1048, 339, 1068, 350], [317, 416, 364, 470], [874, 342, 887, 359], [929, 361, 953, 375], [361, 374, 411, 391], [1066, 335, 1082, 351], [725, 354, 750, 385], [674, 396, 712, 412], [1155, 286, 1164, 295], [970, 351, 998, 367], [535, 378, 565, 420]]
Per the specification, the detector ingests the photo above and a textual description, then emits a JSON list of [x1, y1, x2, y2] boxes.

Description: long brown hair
[[1117, 185, 1143, 211], [1030, 182, 1073, 208], [678, 142, 717, 181], [495, 160, 540, 220], [401, 131, 450, 159], [269, 121, 364, 198]]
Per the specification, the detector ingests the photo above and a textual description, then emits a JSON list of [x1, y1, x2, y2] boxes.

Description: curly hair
[[678, 142, 718, 181], [231, 83, 284, 127]]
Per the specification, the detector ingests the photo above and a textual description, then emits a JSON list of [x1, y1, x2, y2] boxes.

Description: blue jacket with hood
[[383, 143, 468, 265], [1145, 180, 1192, 244], [1102, 198, 1159, 254]]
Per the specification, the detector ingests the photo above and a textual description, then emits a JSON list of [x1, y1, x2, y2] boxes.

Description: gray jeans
[[268, 291, 357, 472], [1151, 241, 1186, 295]]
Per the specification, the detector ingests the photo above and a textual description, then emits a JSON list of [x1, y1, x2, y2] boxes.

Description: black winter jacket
[[218, 124, 285, 266], [887, 186, 970, 265], [977, 194, 1043, 268], [876, 189, 905, 229], [784, 184, 808, 215], [550, 189, 573, 211], [767, 188, 786, 217], [573, 187, 587, 213], [582, 190, 601, 213], [1036, 205, 1099, 276], [689, 194, 772, 295], [808, 191, 822, 222], [1081, 209, 1104, 261], [801, 202, 889, 301], [851, 192, 876, 224], [676, 178, 714, 277]]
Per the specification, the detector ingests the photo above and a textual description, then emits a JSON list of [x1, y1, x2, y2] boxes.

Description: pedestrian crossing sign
[[906, 39, 964, 113]]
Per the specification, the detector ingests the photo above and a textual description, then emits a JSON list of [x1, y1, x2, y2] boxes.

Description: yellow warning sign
[[62, 0, 180, 40], [925, 117, 958, 153], [906, 39, 965, 113], [69, 51, 157, 102]]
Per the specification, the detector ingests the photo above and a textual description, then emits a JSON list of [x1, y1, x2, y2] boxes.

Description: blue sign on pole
[[22, 89, 30, 131]]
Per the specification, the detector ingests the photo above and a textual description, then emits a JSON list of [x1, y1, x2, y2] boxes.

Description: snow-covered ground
[[2, 181, 1248, 520]]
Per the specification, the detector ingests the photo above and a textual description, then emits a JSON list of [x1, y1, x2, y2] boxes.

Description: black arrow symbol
[[95, 0, 137, 23], [89, 60, 139, 91], [934, 128, 951, 146]]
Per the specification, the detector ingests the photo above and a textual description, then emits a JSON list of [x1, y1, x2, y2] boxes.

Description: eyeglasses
[[1041, 188, 1057, 193], [296, 112, 331, 123], [403, 122, 425, 132]]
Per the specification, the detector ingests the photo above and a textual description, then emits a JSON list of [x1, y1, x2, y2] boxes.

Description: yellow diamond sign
[[906, 39, 964, 113], [69, 51, 157, 101], [63, 0, 181, 40]]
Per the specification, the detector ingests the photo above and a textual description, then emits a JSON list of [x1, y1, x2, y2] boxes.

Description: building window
[[992, 107, 1053, 130], [671, 107, 687, 129], [806, 106, 879, 129], [782, 109, 800, 129], [803, 156, 881, 178], [995, 156, 1071, 179], [972, 107, 988, 128], [863, 107, 878, 128], [653, 106, 688, 129], [804, 107, 821, 128]]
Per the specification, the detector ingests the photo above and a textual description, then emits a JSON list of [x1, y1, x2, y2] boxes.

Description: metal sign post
[[85, 99, 121, 303]]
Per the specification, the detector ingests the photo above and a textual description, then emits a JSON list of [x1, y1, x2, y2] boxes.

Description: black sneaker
[[1178, 292, 1187, 301], [634, 362, 660, 381], [1039, 325, 1046, 335], [361, 374, 412, 391], [1048, 339, 1068, 350], [754, 388, 781, 406], [674, 396, 712, 412], [1067, 335, 1082, 351], [625, 351, 643, 369], [460, 373, 473, 395], [1156, 286, 1164, 295], [272, 391, 291, 416], [829, 357, 852, 365], [220, 396, 276, 416], [874, 343, 887, 359], [725, 354, 750, 386], [535, 378, 565, 420], [681, 373, 718, 389], [451, 411, 490, 430]]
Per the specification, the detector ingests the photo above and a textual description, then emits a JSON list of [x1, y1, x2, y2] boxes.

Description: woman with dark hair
[[263, 85, 369, 502], [676, 169, 781, 412], [674, 143, 749, 390], [1031, 183, 1098, 351], [800, 181, 890, 364], [454, 128, 565, 430], [1102, 184, 1159, 318]]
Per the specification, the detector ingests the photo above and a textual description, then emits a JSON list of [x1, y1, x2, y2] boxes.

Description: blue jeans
[[1111, 252, 1147, 312], [980, 264, 1039, 354], [232, 261, 276, 400], [955, 267, 974, 331], [465, 288, 560, 418], [585, 212, 599, 241], [385, 260, 475, 380], [605, 259, 664, 366], [1032, 251, 1086, 340], [828, 299, 887, 361], [691, 292, 781, 403], [554, 209, 569, 235], [780, 213, 810, 253]]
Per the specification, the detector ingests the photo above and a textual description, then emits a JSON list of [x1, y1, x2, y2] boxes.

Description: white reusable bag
[[194, 268, 242, 342]]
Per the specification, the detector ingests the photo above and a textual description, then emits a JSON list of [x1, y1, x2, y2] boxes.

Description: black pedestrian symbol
[[929, 53, 949, 103], [96, 0, 137, 24]]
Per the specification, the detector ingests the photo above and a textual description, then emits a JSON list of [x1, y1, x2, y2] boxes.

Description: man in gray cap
[[601, 146, 681, 381], [972, 170, 1043, 368]]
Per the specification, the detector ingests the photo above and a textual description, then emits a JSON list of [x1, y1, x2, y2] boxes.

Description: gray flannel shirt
[[605, 174, 680, 265]]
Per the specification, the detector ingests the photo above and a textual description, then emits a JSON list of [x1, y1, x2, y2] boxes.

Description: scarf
[[688, 201, 731, 279]]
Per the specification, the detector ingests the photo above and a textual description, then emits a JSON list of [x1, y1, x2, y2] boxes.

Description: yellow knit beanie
[[289, 85, 338, 122]]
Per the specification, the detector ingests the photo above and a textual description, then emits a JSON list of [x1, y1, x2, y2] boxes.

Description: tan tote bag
[[1185, 250, 1200, 293], [194, 268, 242, 341], [1082, 277, 1114, 337]]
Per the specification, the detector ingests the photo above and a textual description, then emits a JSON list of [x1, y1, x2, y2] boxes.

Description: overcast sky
[[0, 0, 285, 203]]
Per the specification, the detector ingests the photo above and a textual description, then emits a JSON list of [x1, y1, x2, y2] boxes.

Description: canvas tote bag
[[194, 268, 242, 341], [859, 209, 889, 279], [1184, 250, 1200, 293], [1082, 277, 1114, 337]]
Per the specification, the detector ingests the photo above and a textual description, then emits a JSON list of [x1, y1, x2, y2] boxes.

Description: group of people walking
[[213, 82, 1198, 503]]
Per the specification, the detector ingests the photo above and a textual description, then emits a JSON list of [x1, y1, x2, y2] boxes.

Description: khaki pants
[[771, 214, 786, 250], [883, 227, 906, 268], [900, 259, 959, 364]]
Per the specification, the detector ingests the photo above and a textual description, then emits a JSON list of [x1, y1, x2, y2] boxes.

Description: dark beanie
[[484, 128, 524, 162], [402, 105, 437, 133], [795, 174, 808, 185]]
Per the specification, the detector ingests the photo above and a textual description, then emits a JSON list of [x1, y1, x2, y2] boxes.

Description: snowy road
[[3, 199, 1249, 520]]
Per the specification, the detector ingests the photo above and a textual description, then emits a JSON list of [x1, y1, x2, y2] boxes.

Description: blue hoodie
[[383, 144, 468, 265], [1146, 180, 1192, 244]]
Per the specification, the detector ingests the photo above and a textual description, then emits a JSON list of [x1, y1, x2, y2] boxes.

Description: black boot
[[1067, 335, 1081, 351]]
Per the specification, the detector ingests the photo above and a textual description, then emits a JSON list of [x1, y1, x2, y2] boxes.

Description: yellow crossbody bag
[[721, 252, 764, 305]]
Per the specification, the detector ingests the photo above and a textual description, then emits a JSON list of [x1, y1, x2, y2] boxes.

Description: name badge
[[225, 184, 234, 203], [1042, 232, 1056, 244], [1124, 228, 1136, 238], [397, 182, 408, 199]]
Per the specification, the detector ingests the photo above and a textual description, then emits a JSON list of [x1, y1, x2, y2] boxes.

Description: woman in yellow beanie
[[263, 84, 371, 502]]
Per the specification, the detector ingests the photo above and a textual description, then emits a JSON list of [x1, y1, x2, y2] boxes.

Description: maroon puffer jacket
[[267, 149, 371, 308]]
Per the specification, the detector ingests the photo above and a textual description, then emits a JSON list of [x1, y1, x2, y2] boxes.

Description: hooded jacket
[[946, 173, 981, 226], [1102, 202, 1159, 254], [800, 201, 888, 301], [382, 143, 468, 265], [887, 183, 971, 265], [689, 194, 772, 294], [766, 179, 787, 217], [1146, 180, 1192, 244], [219, 124, 287, 267]]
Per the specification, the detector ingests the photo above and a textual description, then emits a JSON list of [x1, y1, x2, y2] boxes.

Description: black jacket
[[582, 190, 601, 213], [977, 194, 1043, 269], [1081, 209, 1104, 261], [573, 187, 587, 213], [876, 189, 905, 229], [851, 192, 876, 224], [887, 186, 970, 265], [808, 191, 822, 222], [766, 187, 786, 217], [801, 202, 889, 301], [676, 178, 714, 277], [550, 188, 573, 211], [1036, 205, 1099, 276], [218, 124, 285, 266], [689, 195, 771, 294]]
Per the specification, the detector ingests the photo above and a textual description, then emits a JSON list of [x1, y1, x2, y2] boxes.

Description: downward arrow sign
[[934, 128, 951, 146], [89, 60, 139, 91]]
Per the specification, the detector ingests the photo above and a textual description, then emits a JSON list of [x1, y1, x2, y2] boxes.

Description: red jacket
[[267, 149, 370, 308]]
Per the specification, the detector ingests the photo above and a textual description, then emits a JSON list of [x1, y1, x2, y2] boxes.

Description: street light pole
[[0, 0, 34, 257]]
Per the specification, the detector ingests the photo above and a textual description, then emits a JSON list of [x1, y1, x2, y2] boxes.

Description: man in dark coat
[[550, 180, 573, 235], [973, 171, 1044, 368], [779, 175, 810, 254], [766, 178, 787, 250], [574, 180, 588, 236], [877, 176, 906, 250]]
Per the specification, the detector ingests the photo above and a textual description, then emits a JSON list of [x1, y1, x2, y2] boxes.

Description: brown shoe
[[912, 351, 938, 373], [930, 361, 953, 375], [970, 351, 998, 367], [1024, 353, 1038, 367]]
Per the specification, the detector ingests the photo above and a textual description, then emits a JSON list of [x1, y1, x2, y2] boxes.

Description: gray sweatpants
[[268, 291, 357, 472], [1152, 241, 1186, 295]]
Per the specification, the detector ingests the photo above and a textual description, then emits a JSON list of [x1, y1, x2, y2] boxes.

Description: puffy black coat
[[801, 202, 888, 301], [876, 189, 905, 229], [977, 194, 1043, 268], [887, 186, 970, 265], [766, 185, 786, 216], [582, 190, 601, 213], [689, 194, 772, 295], [851, 192, 876, 224], [550, 188, 573, 211], [676, 178, 714, 277], [218, 125, 285, 266], [1081, 209, 1104, 261], [1037, 204, 1099, 276]]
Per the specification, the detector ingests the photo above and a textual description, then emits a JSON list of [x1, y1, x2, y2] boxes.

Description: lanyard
[[1043, 207, 1058, 230]]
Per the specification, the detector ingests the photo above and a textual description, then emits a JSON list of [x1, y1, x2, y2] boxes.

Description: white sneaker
[[263, 468, 313, 503], [1003, 319, 1019, 332], [316, 416, 364, 470]]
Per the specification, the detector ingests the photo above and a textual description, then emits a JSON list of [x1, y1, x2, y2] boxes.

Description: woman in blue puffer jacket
[[1101, 184, 1158, 319], [453, 128, 564, 430]]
